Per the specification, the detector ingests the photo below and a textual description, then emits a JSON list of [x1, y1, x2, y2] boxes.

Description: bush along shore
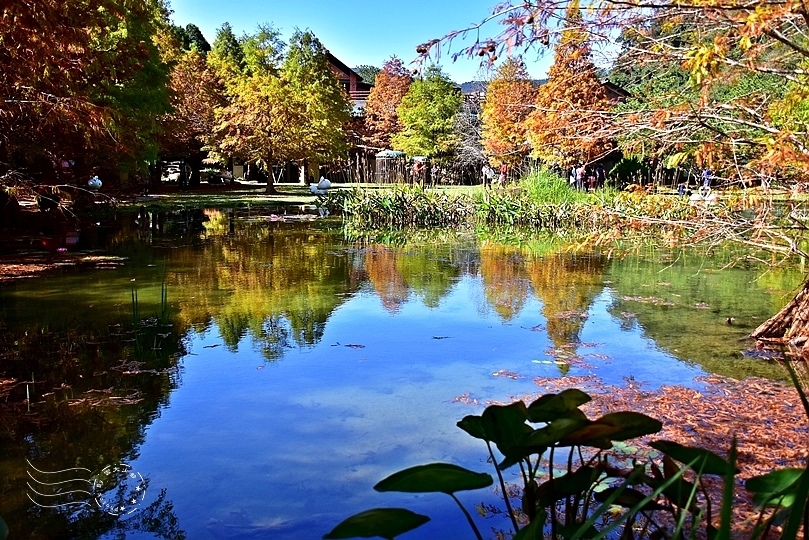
[[320, 168, 775, 243]]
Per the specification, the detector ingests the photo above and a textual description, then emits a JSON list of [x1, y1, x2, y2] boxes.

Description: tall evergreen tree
[[185, 23, 211, 53], [240, 24, 284, 76], [209, 22, 245, 78]]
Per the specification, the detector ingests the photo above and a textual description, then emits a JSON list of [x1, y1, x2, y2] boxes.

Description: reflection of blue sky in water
[[121, 276, 707, 540]]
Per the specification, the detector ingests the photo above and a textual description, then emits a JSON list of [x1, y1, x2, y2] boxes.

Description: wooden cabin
[[326, 52, 374, 110]]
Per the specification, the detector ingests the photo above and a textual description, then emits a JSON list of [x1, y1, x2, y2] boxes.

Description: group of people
[[569, 164, 606, 191], [481, 163, 510, 186]]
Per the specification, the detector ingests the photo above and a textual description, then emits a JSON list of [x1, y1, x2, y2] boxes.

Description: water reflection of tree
[[0, 316, 187, 538], [365, 245, 409, 312], [395, 245, 461, 308], [606, 250, 800, 380], [479, 244, 531, 321], [363, 243, 465, 313], [156, 218, 358, 353], [527, 253, 606, 346]]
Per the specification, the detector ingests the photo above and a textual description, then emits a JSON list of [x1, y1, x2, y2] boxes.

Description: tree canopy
[[391, 65, 462, 158], [363, 57, 413, 149], [209, 28, 350, 192], [480, 57, 537, 167], [524, 0, 613, 168], [417, 0, 809, 185], [0, 0, 172, 184]]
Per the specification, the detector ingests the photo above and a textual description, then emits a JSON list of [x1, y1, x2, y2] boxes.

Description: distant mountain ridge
[[458, 79, 548, 93]]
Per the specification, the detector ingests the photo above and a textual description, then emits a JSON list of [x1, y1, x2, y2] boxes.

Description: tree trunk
[[751, 279, 809, 349], [264, 160, 278, 195]]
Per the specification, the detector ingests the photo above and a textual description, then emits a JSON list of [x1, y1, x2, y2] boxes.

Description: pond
[[0, 207, 804, 539]]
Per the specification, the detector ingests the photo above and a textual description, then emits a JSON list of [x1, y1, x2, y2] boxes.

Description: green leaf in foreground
[[650, 440, 737, 475], [746, 468, 806, 508], [526, 389, 591, 423], [323, 508, 430, 539], [374, 463, 493, 494]]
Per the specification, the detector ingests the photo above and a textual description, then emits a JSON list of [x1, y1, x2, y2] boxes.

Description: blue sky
[[167, 0, 553, 83]]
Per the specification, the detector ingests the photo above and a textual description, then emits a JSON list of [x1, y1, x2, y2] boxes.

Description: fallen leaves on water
[[553, 310, 589, 320], [529, 372, 808, 536], [452, 392, 480, 405], [492, 370, 522, 380]]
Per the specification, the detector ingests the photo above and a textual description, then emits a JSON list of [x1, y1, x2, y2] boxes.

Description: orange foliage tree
[[160, 49, 226, 167], [0, 0, 171, 185], [523, 0, 613, 169], [418, 0, 809, 185], [480, 57, 537, 168], [363, 57, 413, 149]]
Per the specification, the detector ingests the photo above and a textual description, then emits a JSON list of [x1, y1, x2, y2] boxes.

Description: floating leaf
[[374, 463, 493, 494], [323, 508, 430, 539]]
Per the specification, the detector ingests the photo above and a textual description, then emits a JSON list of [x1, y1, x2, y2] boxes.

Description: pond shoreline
[[0, 182, 325, 282]]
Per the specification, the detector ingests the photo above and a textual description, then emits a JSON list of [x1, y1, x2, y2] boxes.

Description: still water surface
[[0, 208, 802, 539]]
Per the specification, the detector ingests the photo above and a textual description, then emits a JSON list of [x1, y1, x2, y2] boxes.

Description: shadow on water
[[0, 207, 804, 538]]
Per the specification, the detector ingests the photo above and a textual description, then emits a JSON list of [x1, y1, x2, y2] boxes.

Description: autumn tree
[[0, 0, 172, 187], [391, 65, 462, 158], [524, 0, 613, 169], [159, 48, 226, 178], [363, 57, 412, 149], [211, 29, 350, 194], [277, 30, 351, 186], [480, 57, 537, 168], [419, 0, 809, 185]]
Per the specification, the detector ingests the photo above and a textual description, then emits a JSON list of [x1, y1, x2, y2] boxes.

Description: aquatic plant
[[322, 185, 475, 228], [322, 169, 735, 239], [325, 387, 808, 539]]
